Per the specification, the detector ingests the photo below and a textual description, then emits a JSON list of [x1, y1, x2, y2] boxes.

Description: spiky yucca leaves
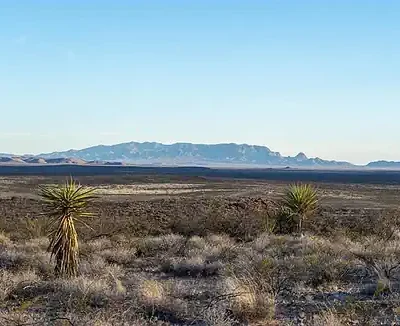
[[281, 183, 318, 234], [39, 178, 96, 277]]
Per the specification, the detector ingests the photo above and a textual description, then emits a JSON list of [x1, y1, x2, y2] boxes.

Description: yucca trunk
[[50, 214, 79, 277], [298, 215, 303, 235]]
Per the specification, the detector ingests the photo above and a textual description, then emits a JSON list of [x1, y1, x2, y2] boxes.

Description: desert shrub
[[0, 238, 52, 277], [302, 240, 351, 288], [167, 197, 266, 240], [205, 234, 234, 247], [18, 237, 49, 252], [227, 248, 297, 298], [309, 208, 400, 239], [310, 299, 396, 325], [0, 311, 43, 326], [134, 278, 190, 323], [161, 256, 222, 277], [136, 234, 185, 257], [83, 238, 113, 252], [270, 206, 298, 234], [185, 235, 207, 251], [184, 234, 238, 263], [23, 217, 48, 239], [252, 233, 311, 259], [202, 306, 235, 326], [0, 269, 39, 301], [60, 277, 111, 312], [312, 309, 345, 326], [79, 255, 109, 276], [336, 300, 396, 325], [253, 234, 356, 289], [350, 234, 400, 295], [0, 248, 30, 270], [13, 276, 114, 312], [98, 248, 137, 266], [224, 276, 276, 322], [33, 256, 54, 278]]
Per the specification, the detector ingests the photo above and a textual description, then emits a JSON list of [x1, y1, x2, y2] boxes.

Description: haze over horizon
[[1, 1, 399, 165]]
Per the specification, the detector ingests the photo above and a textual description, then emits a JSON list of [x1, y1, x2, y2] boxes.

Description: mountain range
[[0, 142, 398, 168], [36, 142, 353, 167]]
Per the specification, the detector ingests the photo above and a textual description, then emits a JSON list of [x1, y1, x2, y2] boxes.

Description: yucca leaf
[[280, 183, 318, 234], [39, 178, 96, 277]]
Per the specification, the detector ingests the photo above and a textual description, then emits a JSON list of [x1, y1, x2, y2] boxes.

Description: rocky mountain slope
[[33, 142, 353, 167], [3, 142, 400, 168]]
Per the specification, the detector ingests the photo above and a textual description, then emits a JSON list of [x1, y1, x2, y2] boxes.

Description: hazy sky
[[1, 1, 399, 164]]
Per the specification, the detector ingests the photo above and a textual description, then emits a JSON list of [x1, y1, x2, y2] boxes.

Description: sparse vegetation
[[1, 175, 400, 325], [350, 233, 400, 295]]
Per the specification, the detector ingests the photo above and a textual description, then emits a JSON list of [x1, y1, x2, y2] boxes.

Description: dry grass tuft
[[312, 309, 344, 326], [201, 306, 235, 326], [350, 235, 400, 294], [56, 276, 112, 311], [0, 269, 39, 301], [0, 311, 41, 326], [136, 234, 186, 257], [225, 277, 276, 322], [99, 247, 136, 266], [139, 279, 166, 303], [0, 248, 30, 270], [0, 231, 11, 245]]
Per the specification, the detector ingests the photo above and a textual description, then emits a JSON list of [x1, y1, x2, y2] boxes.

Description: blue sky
[[1, 1, 399, 164]]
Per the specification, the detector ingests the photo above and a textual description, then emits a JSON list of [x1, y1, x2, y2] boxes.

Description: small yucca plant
[[39, 178, 96, 277], [281, 183, 318, 234]]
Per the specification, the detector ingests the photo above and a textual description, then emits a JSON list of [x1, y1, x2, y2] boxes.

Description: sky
[[0, 1, 399, 164]]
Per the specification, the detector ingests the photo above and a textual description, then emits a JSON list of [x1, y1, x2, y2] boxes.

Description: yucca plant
[[39, 178, 96, 277], [280, 183, 318, 234]]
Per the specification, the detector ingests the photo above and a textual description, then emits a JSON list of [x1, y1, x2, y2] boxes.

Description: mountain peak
[[295, 152, 308, 161]]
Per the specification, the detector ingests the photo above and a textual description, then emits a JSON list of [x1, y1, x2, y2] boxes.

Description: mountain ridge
[[366, 160, 400, 169], [1, 142, 398, 168], [35, 141, 353, 167]]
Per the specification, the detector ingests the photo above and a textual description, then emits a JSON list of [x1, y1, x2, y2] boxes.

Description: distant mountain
[[0, 157, 26, 164], [366, 161, 400, 169], [0, 156, 124, 166], [3, 143, 400, 168], [34, 141, 354, 167]]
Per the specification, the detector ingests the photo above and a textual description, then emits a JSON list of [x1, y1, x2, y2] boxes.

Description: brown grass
[[2, 179, 400, 325]]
